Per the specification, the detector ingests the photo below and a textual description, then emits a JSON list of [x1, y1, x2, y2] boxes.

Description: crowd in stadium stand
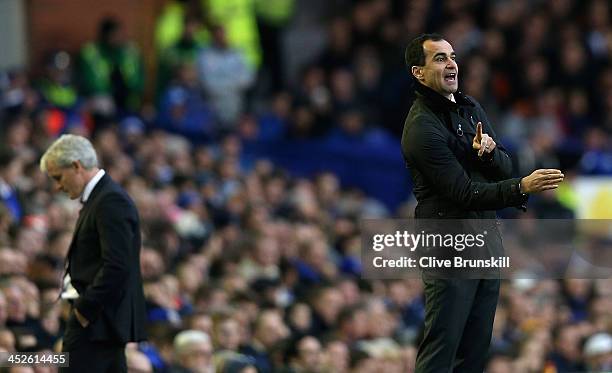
[[0, 0, 611, 372]]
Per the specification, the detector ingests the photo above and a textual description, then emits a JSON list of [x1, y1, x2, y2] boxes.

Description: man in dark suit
[[40, 134, 146, 372], [401, 34, 564, 372]]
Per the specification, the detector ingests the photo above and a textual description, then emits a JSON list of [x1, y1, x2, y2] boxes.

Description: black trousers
[[60, 309, 126, 373], [415, 278, 500, 373]]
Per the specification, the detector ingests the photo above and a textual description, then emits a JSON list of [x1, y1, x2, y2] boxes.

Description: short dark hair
[[405, 33, 445, 70]]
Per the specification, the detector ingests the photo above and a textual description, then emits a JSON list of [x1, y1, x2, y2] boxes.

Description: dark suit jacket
[[66, 173, 146, 344], [401, 83, 528, 219], [401, 84, 530, 273]]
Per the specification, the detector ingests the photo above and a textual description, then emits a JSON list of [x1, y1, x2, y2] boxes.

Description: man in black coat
[[40, 134, 146, 372], [402, 34, 564, 372]]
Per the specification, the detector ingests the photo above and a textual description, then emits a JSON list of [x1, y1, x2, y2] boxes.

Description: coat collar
[[83, 172, 109, 206], [80, 169, 106, 204], [415, 82, 475, 113]]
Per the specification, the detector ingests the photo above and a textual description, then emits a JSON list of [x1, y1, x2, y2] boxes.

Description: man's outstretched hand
[[472, 122, 496, 157], [520, 169, 564, 193]]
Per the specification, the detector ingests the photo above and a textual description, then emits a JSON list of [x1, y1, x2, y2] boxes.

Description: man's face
[[45, 161, 87, 200], [414, 39, 458, 98], [257, 312, 289, 347], [182, 341, 213, 373], [298, 337, 323, 368]]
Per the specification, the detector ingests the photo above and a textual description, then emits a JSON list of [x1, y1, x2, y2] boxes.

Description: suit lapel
[[64, 174, 110, 269], [73, 204, 89, 238], [63, 200, 92, 277]]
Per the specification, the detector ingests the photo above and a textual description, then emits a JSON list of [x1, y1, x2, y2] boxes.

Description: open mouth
[[444, 72, 457, 83]]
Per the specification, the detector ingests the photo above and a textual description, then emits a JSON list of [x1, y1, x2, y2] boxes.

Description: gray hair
[[173, 330, 211, 355], [39, 134, 98, 172]]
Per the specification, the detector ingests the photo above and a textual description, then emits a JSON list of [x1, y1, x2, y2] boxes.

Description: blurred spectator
[[317, 17, 353, 75], [386, 280, 424, 340], [238, 235, 280, 282], [0, 1, 611, 372], [196, 25, 255, 128], [0, 205, 12, 247], [350, 0, 384, 51], [583, 332, 612, 372], [336, 304, 369, 345], [204, 0, 261, 68], [170, 329, 214, 373], [322, 339, 349, 373], [215, 351, 257, 373], [580, 127, 612, 175], [308, 286, 343, 337], [159, 63, 216, 141], [0, 149, 23, 223], [157, 15, 208, 98], [280, 335, 324, 372], [354, 46, 384, 124], [140, 322, 176, 372], [254, 0, 295, 92], [1, 69, 39, 117], [78, 17, 144, 116], [240, 309, 289, 373], [547, 324, 587, 372], [212, 312, 242, 352], [155, 0, 209, 51], [2, 282, 46, 351], [293, 65, 332, 129], [562, 279, 594, 322], [37, 51, 79, 111], [3, 113, 37, 164], [253, 91, 291, 142]]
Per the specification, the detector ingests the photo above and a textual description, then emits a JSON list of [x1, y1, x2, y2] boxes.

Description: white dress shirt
[[81, 169, 106, 204]]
